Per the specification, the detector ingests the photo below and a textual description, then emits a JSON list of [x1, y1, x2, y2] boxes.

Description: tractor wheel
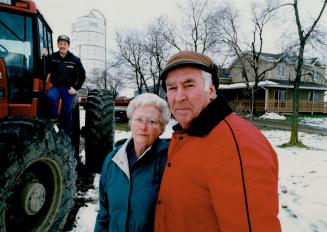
[[85, 89, 114, 173], [72, 98, 80, 161], [0, 117, 77, 232]]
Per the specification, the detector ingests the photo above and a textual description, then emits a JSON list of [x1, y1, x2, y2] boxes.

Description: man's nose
[[175, 87, 186, 102]]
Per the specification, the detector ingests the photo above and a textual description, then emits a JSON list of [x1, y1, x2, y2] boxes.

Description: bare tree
[[143, 17, 172, 94], [179, 0, 217, 53], [115, 17, 172, 95], [100, 58, 128, 98], [286, 0, 327, 145], [115, 31, 149, 94], [114, 0, 237, 95], [157, 16, 183, 52], [217, 2, 283, 117], [89, 67, 103, 89], [86, 58, 127, 98], [106, 67, 127, 99], [159, 0, 220, 55]]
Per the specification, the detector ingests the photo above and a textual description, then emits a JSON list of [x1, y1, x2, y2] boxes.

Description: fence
[[230, 99, 327, 114]]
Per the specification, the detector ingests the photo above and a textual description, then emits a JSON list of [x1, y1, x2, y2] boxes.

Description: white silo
[[71, 9, 106, 89]]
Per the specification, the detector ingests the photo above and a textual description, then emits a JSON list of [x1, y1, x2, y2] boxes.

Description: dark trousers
[[46, 86, 75, 137]]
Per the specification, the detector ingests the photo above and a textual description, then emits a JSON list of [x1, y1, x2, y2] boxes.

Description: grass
[[278, 140, 307, 148], [115, 122, 129, 131]]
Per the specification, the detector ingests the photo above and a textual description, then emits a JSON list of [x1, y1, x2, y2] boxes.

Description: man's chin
[[174, 116, 191, 129]]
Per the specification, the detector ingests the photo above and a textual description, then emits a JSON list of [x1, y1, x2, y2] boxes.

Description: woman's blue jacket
[[94, 137, 168, 232]]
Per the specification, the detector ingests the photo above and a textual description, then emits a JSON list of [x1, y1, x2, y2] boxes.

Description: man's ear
[[209, 85, 216, 100]]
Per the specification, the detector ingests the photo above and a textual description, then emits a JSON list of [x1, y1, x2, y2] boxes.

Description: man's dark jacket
[[46, 51, 85, 90]]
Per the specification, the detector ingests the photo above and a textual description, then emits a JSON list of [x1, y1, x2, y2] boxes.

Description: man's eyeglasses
[[132, 117, 160, 128]]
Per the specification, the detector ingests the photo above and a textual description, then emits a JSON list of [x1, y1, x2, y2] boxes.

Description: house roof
[[259, 53, 324, 67], [229, 52, 326, 68], [267, 79, 327, 90], [219, 79, 327, 91]]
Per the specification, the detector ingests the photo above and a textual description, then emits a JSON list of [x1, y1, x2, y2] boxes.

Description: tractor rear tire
[[0, 117, 77, 232], [72, 98, 80, 161], [84, 89, 114, 173]]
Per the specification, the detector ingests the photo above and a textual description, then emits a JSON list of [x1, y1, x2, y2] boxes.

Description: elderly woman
[[94, 93, 171, 232]]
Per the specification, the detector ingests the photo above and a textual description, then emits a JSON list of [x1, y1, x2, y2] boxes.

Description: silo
[[71, 9, 106, 89]]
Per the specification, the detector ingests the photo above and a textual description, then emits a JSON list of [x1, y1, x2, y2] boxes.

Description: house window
[[308, 91, 321, 101], [280, 91, 288, 100], [312, 70, 320, 79], [274, 90, 288, 108], [242, 69, 247, 80], [275, 90, 288, 100], [277, 64, 287, 78]]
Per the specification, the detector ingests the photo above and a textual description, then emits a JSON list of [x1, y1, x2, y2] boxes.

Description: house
[[219, 53, 327, 114]]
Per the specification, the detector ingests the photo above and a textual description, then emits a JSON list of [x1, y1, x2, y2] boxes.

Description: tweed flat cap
[[160, 51, 219, 91]]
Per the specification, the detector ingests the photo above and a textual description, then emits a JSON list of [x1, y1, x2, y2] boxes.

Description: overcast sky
[[33, 0, 326, 54], [34, 0, 185, 49]]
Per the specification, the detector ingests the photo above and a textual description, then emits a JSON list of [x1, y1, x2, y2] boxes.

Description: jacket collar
[[172, 95, 233, 137], [112, 137, 155, 180], [55, 50, 72, 59], [112, 137, 132, 179]]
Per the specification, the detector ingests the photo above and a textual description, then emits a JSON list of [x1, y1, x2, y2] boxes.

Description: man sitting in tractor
[[46, 35, 86, 137]]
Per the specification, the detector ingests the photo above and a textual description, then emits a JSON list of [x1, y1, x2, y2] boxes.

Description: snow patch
[[259, 112, 286, 120], [300, 117, 327, 129]]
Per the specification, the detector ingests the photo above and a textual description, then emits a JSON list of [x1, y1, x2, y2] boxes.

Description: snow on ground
[[70, 112, 327, 232], [259, 112, 287, 120], [258, 112, 327, 130], [300, 117, 327, 129], [262, 130, 327, 232], [70, 175, 99, 232]]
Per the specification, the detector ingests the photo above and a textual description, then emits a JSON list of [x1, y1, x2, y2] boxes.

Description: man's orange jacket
[[155, 98, 281, 232]]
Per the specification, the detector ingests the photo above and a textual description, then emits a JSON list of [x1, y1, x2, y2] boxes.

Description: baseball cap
[[57, 35, 70, 44]]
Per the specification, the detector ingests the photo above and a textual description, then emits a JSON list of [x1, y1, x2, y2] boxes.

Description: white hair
[[126, 93, 171, 127], [202, 71, 213, 91]]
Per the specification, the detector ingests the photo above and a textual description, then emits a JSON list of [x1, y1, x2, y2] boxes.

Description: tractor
[[0, 0, 114, 231]]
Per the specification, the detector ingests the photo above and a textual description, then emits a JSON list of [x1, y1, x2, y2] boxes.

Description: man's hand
[[68, 87, 77, 95]]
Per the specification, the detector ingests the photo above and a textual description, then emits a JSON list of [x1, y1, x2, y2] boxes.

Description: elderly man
[[155, 51, 281, 232]]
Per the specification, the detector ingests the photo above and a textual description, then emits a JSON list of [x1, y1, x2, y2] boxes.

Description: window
[[274, 90, 288, 108], [308, 91, 321, 101], [275, 90, 287, 100], [47, 31, 53, 55], [313, 70, 320, 79], [0, 12, 33, 69], [0, 11, 34, 103], [38, 18, 46, 57], [277, 64, 287, 78], [279, 90, 288, 100], [242, 69, 246, 80], [38, 17, 53, 57]]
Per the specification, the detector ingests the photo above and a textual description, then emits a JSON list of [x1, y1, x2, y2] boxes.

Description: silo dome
[[71, 9, 106, 89]]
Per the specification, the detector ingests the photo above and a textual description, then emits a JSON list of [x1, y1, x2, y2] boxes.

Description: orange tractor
[[0, 0, 114, 231]]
